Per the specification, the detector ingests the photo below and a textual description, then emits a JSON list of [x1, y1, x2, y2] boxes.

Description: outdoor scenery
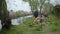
[[0, 0, 60, 34]]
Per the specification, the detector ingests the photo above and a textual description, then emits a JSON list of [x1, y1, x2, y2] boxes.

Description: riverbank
[[0, 15, 33, 30], [0, 14, 60, 34]]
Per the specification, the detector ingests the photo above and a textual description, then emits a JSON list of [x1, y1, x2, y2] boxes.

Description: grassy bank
[[0, 14, 60, 34], [42, 14, 60, 34]]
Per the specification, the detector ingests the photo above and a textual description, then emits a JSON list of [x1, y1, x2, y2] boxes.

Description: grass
[[0, 14, 60, 34], [0, 17, 43, 34], [43, 14, 60, 34]]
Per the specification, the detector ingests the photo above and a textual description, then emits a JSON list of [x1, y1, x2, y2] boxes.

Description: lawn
[[0, 14, 60, 34]]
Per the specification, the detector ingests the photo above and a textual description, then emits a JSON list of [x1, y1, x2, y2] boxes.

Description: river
[[0, 15, 33, 30]]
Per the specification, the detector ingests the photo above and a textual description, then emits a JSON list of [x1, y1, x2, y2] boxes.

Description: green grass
[[45, 14, 60, 33], [0, 17, 43, 34], [0, 14, 60, 34]]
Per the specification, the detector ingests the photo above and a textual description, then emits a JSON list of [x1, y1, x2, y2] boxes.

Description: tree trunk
[[40, 0, 46, 28], [0, 0, 11, 30]]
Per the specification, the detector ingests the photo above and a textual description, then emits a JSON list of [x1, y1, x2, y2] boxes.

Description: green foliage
[[2, 0, 9, 17], [50, 27, 59, 32], [28, 23, 33, 27], [0, 0, 9, 19], [53, 5, 60, 17], [15, 10, 29, 17], [0, 14, 60, 34], [16, 12, 20, 17], [39, 0, 46, 14], [46, 14, 60, 33], [34, 27, 42, 31], [43, 2, 53, 11], [23, 0, 39, 12]]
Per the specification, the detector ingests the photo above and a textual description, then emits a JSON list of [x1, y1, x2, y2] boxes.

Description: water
[[0, 15, 33, 30], [11, 15, 33, 25], [0, 20, 2, 30]]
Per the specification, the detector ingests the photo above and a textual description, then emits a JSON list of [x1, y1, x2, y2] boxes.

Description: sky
[[6, 0, 59, 12], [6, 0, 31, 12]]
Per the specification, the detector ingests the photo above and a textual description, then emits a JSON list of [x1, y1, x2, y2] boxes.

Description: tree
[[23, 0, 39, 13], [53, 5, 60, 17], [39, 0, 46, 14], [23, 0, 46, 28], [0, 0, 11, 30], [43, 2, 53, 13], [38, 0, 46, 28]]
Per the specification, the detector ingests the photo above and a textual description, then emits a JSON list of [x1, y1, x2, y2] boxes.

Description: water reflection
[[0, 15, 33, 30], [0, 20, 2, 30], [11, 15, 32, 25]]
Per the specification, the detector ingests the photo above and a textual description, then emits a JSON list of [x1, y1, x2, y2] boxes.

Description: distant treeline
[[9, 11, 32, 19]]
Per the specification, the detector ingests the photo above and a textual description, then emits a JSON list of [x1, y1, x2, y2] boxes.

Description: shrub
[[53, 5, 60, 17]]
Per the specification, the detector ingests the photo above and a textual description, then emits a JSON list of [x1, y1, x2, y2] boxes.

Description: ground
[[0, 14, 60, 34]]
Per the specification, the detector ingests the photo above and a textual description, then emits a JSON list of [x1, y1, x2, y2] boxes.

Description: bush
[[53, 5, 60, 17]]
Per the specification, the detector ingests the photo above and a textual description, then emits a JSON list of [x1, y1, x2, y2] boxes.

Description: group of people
[[33, 10, 48, 24]]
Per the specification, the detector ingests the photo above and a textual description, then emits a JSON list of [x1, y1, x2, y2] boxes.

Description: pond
[[0, 15, 33, 30]]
